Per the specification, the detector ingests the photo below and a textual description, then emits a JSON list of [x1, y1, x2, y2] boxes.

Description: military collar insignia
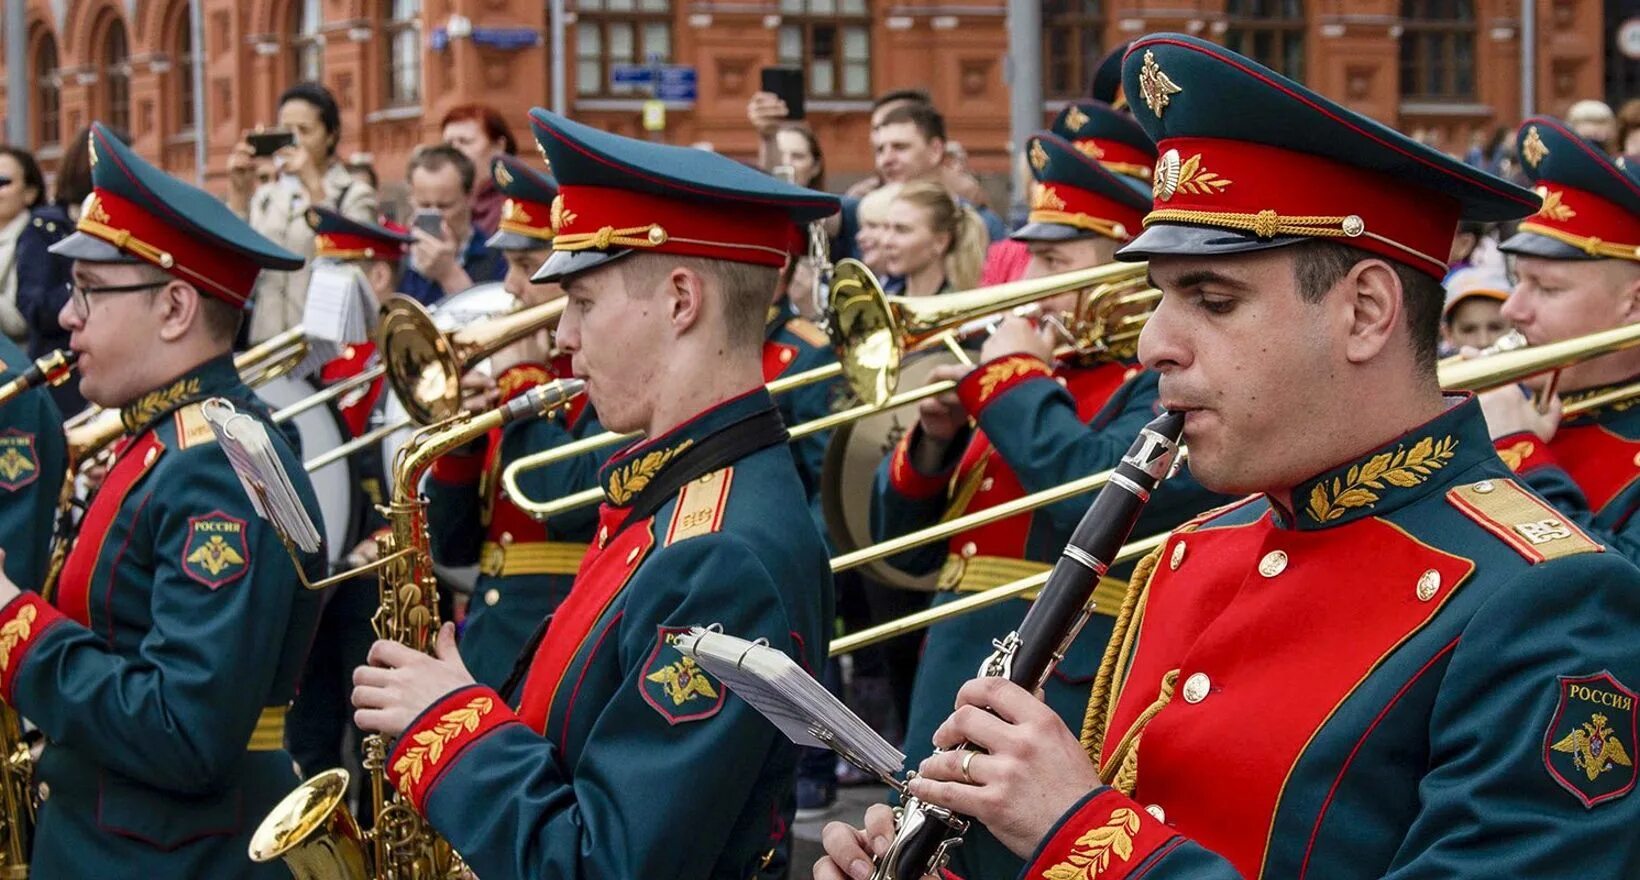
[[1545, 672, 1638, 807], [1522, 125, 1549, 169], [604, 439, 694, 506], [0, 429, 40, 491], [1137, 50, 1182, 118], [597, 388, 778, 510], [119, 355, 242, 435], [1285, 397, 1493, 530]]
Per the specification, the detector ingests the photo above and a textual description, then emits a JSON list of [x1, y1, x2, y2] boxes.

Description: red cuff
[[0, 592, 66, 704], [496, 364, 552, 404], [887, 425, 953, 501], [430, 445, 489, 484], [1026, 788, 1178, 880], [957, 354, 1055, 415], [387, 684, 519, 812], [1494, 432, 1555, 474]]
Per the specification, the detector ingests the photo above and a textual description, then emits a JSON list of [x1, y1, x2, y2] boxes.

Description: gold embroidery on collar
[[1305, 435, 1458, 523], [1063, 104, 1091, 133], [1041, 806, 1141, 880], [0, 604, 36, 672], [1535, 187, 1576, 222], [121, 377, 202, 432], [391, 694, 495, 798], [1560, 385, 1640, 415], [1138, 50, 1182, 118], [1522, 126, 1549, 169], [606, 439, 695, 505]]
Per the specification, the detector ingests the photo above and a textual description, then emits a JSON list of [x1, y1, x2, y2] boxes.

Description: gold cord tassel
[[1080, 545, 1163, 762], [1102, 669, 1179, 796]]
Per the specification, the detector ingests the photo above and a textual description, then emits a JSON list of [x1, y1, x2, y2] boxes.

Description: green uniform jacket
[[0, 355, 325, 879], [1024, 397, 1640, 880], [764, 305, 839, 539], [0, 334, 66, 589], [870, 353, 1228, 879], [386, 388, 833, 879]]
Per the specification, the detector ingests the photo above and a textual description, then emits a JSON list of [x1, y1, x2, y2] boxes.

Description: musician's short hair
[[1292, 240, 1445, 373], [619, 253, 778, 349]]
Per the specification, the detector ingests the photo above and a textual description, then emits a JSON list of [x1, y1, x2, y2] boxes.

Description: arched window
[[293, 0, 324, 84], [776, 0, 870, 99], [174, 10, 196, 134], [103, 18, 130, 134], [34, 32, 60, 148], [573, 0, 672, 97], [1399, 0, 1477, 100], [1224, 0, 1305, 82], [384, 0, 422, 107], [1042, 0, 1103, 101]]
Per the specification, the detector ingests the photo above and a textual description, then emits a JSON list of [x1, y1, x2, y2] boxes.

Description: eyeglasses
[[67, 279, 168, 321]]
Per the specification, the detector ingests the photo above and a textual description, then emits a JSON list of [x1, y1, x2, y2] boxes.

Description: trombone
[[823, 318, 1640, 652], [500, 259, 1156, 519]]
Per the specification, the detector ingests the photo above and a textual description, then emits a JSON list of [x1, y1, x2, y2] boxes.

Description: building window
[[293, 0, 324, 83], [574, 0, 672, 97], [103, 19, 130, 134], [174, 10, 197, 135], [384, 0, 421, 107], [1224, 0, 1305, 82], [1399, 0, 1477, 100], [776, 0, 870, 99], [34, 33, 59, 148], [1042, 0, 1102, 100]]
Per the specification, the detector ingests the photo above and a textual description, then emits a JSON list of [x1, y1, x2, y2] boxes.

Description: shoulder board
[[664, 467, 734, 547], [1447, 479, 1603, 564], [173, 403, 219, 451], [786, 317, 829, 348]]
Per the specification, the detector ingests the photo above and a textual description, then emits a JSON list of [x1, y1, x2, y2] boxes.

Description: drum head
[[821, 347, 969, 591], [257, 376, 357, 560]]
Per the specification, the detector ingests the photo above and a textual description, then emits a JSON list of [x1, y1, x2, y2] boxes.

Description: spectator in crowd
[[1566, 99, 1618, 154], [1619, 98, 1640, 157], [840, 89, 936, 198], [881, 180, 986, 296], [227, 82, 378, 343], [772, 123, 826, 190], [400, 144, 506, 305], [1439, 267, 1513, 355], [0, 148, 65, 362], [441, 104, 518, 237], [854, 182, 902, 277], [873, 104, 1006, 241]]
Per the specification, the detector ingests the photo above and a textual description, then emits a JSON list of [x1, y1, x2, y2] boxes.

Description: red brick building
[[0, 0, 1629, 191]]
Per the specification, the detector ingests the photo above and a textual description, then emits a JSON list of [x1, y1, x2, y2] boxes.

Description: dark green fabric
[[0, 334, 66, 590]]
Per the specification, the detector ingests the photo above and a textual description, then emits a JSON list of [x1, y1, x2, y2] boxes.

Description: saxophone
[[248, 377, 586, 880]]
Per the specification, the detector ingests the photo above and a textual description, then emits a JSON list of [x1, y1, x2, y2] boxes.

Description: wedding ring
[[960, 750, 977, 785]]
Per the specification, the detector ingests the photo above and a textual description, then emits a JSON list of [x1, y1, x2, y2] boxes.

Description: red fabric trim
[[1034, 180, 1147, 238], [1446, 483, 1601, 565], [957, 354, 1055, 415], [1550, 423, 1640, 515], [0, 592, 67, 703], [319, 343, 384, 438], [312, 230, 406, 261], [386, 684, 518, 812], [1493, 432, 1555, 475], [1070, 138, 1155, 172], [761, 341, 799, 381], [558, 612, 623, 747], [886, 426, 951, 502], [430, 446, 488, 485], [1025, 788, 1178, 880], [86, 189, 259, 305], [553, 183, 796, 268], [56, 433, 164, 626], [1522, 182, 1640, 252]]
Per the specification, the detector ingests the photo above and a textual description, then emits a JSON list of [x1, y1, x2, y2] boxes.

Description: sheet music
[[676, 627, 904, 782], [201, 398, 322, 553], [304, 263, 379, 346]]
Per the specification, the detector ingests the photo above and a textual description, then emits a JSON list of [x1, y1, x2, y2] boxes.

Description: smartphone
[[760, 67, 805, 121], [411, 209, 445, 240], [247, 130, 296, 157]]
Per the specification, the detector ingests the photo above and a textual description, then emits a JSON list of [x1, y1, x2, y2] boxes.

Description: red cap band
[[81, 189, 263, 305], [551, 184, 795, 268], [1519, 183, 1640, 261]]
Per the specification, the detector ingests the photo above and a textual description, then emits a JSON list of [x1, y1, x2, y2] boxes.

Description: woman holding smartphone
[[226, 81, 378, 344]]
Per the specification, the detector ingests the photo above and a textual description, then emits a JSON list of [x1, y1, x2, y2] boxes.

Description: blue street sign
[[610, 63, 698, 102]]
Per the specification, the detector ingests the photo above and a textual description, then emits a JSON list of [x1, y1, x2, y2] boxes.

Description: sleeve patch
[[1544, 672, 1638, 808], [639, 625, 726, 725], [181, 511, 251, 589], [1446, 479, 1603, 563], [664, 467, 733, 546], [0, 429, 40, 492]]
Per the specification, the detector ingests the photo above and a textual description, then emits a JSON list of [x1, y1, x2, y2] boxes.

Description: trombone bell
[[247, 768, 369, 880]]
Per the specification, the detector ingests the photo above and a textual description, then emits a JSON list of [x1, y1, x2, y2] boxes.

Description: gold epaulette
[[173, 403, 218, 450], [786, 317, 829, 348], [1447, 478, 1603, 564]]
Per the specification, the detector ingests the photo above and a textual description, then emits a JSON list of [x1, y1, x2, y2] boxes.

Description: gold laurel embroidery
[[1173, 154, 1232, 197], [495, 164, 514, 187], [0, 605, 38, 672], [1305, 435, 1458, 523], [121, 378, 202, 432], [1041, 807, 1142, 880], [606, 440, 695, 505], [1137, 50, 1181, 118], [1031, 184, 1068, 212], [977, 359, 1042, 401], [1074, 141, 1106, 161], [550, 194, 578, 233], [1536, 188, 1576, 222], [1522, 126, 1549, 168], [83, 195, 111, 225], [1030, 141, 1050, 172], [503, 198, 535, 225], [392, 695, 495, 798], [1496, 440, 1535, 471]]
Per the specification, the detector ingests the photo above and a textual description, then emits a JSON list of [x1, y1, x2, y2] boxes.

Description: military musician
[[0, 333, 66, 591], [819, 35, 1640, 880]]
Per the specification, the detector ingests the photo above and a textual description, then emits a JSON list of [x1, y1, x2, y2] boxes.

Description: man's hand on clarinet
[[908, 677, 1102, 858], [814, 803, 937, 880]]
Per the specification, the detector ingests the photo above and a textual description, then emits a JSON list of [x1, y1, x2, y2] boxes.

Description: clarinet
[[873, 409, 1186, 880]]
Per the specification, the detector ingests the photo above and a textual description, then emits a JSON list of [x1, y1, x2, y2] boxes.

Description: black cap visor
[[1498, 230, 1600, 261], [531, 248, 635, 284], [1117, 222, 1308, 263], [49, 231, 142, 264]]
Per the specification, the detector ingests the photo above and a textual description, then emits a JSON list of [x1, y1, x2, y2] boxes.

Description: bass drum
[[256, 375, 358, 562], [820, 346, 968, 591], [379, 283, 518, 593]]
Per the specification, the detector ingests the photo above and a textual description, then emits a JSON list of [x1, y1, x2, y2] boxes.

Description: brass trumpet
[[380, 295, 567, 426]]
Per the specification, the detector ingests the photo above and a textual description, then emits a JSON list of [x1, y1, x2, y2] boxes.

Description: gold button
[[1258, 550, 1288, 578], [1474, 481, 1495, 494], [143, 447, 158, 466], [1124, 367, 1139, 381], [1631, 452, 1640, 468], [960, 541, 977, 559], [1416, 569, 1440, 602], [597, 526, 609, 548], [35, 782, 47, 802], [1182, 672, 1211, 704], [780, 349, 793, 363], [626, 546, 640, 564], [343, 345, 356, 360], [979, 478, 994, 493], [483, 588, 500, 606], [1145, 803, 1165, 822], [1169, 540, 1186, 570], [1055, 377, 1069, 387], [499, 532, 514, 546]]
